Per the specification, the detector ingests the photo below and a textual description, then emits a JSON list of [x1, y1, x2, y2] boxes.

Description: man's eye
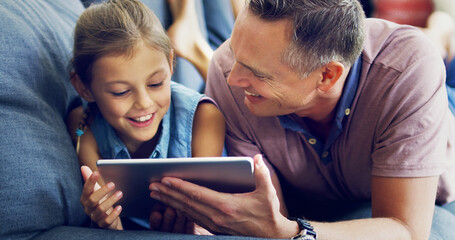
[[254, 74, 266, 80], [111, 90, 129, 96]]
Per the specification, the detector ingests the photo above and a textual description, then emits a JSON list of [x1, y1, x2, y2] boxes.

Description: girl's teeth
[[134, 114, 152, 122]]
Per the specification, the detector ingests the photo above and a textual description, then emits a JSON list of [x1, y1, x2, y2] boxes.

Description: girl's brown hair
[[72, 0, 172, 86]]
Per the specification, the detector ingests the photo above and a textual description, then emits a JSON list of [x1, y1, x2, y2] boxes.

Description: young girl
[[67, 0, 225, 232]]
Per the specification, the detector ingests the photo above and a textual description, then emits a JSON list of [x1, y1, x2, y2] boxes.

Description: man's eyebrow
[[229, 43, 273, 79]]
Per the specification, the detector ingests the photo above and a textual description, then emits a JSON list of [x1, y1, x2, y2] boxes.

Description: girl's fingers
[[98, 205, 122, 229], [161, 207, 176, 232], [172, 210, 187, 233], [90, 182, 115, 204], [80, 170, 99, 202], [90, 190, 123, 222], [80, 166, 93, 182], [149, 211, 163, 230]]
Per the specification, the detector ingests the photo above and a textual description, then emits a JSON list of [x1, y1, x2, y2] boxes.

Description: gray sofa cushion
[[0, 0, 87, 238]]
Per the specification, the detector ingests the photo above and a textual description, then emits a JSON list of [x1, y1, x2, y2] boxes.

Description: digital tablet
[[96, 157, 256, 218]]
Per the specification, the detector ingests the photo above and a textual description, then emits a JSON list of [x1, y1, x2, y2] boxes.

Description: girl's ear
[[70, 73, 95, 102]]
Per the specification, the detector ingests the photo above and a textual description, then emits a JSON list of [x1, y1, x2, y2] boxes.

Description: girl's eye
[[148, 81, 164, 88], [111, 90, 129, 97]]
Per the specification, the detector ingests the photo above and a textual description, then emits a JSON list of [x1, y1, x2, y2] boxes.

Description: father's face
[[227, 8, 321, 118]]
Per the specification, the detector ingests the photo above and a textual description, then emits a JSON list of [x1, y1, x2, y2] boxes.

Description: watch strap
[[290, 217, 317, 240]]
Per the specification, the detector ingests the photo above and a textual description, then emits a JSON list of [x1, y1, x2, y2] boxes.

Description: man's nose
[[227, 61, 251, 88]]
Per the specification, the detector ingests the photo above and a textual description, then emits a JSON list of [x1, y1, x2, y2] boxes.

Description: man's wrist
[[289, 217, 317, 240]]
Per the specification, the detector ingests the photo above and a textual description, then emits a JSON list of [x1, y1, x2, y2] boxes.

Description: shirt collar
[[278, 56, 362, 164]]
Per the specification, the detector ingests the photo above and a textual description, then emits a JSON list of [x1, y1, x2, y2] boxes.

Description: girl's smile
[[127, 113, 155, 128]]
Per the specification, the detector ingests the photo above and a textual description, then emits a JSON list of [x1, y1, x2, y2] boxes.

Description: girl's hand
[[80, 166, 124, 230], [149, 205, 195, 233]]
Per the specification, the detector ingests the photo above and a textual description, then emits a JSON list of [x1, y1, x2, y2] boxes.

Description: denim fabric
[[446, 57, 455, 88], [202, 0, 235, 50], [144, 0, 234, 92], [447, 84, 455, 115], [0, 0, 87, 238]]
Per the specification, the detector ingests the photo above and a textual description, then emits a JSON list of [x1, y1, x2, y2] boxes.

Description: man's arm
[[149, 157, 439, 239], [311, 176, 438, 240]]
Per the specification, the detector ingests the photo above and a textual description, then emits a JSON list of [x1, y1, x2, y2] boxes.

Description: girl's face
[[88, 43, 172, 153]]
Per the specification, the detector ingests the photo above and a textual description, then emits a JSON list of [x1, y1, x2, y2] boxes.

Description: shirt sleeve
[[371, 51, 450, 177]]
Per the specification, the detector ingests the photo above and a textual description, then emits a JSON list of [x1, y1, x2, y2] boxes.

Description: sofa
[[0, 1, 268, 239]]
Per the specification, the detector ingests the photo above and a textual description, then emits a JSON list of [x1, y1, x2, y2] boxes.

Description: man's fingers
[[149, 181, 226, 233], [252, 154, 275, 194], [150, 178, 227, 208]]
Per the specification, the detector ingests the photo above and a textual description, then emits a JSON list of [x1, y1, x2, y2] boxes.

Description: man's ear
[[317, 61, 345, 92], [70, 73, 95, 102]]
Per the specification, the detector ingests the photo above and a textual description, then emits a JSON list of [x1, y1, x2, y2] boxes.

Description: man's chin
[[245, 104, 277, 117]]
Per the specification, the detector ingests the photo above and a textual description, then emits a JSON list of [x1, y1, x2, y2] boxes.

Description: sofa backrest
[[0, 0, 87, 238]]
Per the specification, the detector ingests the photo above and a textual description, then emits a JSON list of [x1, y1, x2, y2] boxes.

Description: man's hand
[[149, 154, 297, 238]]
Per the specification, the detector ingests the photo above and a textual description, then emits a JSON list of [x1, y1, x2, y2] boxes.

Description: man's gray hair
[[248, 0, 365, 77]]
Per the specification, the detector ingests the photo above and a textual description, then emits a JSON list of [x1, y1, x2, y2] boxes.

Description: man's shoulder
[[363, 18, 440, 71]]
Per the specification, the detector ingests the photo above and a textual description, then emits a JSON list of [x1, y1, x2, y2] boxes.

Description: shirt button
[[345, 108, 351, 116], [309, 138, 317, 145], [322, 151, 329, 158]]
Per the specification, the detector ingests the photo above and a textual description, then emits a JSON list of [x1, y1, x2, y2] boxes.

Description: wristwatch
[[290, 217, 317, 240]]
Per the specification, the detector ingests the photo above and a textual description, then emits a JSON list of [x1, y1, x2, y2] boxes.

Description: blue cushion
[[0, 0, 87, 238]]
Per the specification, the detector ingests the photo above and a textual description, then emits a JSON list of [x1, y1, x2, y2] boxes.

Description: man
[[149, 0, 455, 239]]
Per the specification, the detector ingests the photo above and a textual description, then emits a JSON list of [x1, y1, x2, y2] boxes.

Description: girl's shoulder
[[170, 81, 217, 112]]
